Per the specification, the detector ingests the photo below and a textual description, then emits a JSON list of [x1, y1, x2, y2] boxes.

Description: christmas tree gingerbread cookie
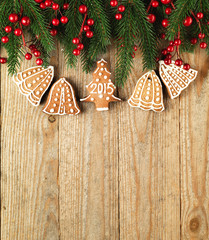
[[80, 59, 121, 111], [128, 70, 164, 112], [42, 78, 80, 115], [13, 66, 54, 106], [159, 60, 198, 99]]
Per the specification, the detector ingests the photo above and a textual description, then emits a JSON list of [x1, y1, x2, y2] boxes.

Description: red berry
[[167, 45, 174, 52], [73, 49, 80, 56], [162, 19, 169, 27], [45, 0, 52, 6], [162, 49, 168, 55], [165, 7, 172, 15], [161, 0, 171, 4], [131, 52, 135, 58], [72, 38, 80, 44], [134, 45, 137, 51], [84, 25, 90, 31], [5, 26, 12, 33], [174, 38, 181, 45], [79, 5, 87, 14], [198, 33, 205, 39], [31, 48, 37, 54], [40, 2, 46, 9], [61, 16, 68, 24], [63, 3, 69, 10], [21, 16, 31, 26], [36, 58, 43, 65], [29, 44, 36, 50], [200, 42, 207, 49], [156, 57, 160, 62], [1, 36, 9, 43], [115, 13, 122, 20], [52, 3, 59, 10], [25, 53, 32, 60], [164, 58, 171, 65], [52, 18, 59, 26], [86, 30, 93, 38], [161, 33, 166, 39], [183, 63, 190, 70], [77, 43, 84, 50], [87, 18, 94, 26], [0, 58, 7, 64], [190, 38, 197, 44], [196, 12, 203, 19], [34, 50, 41, 57], [118, 5, 125, 12], [169, 41, 175, 46], [110, 0, 118, 7], [148, 14, 156, 23], [50, 29, 58, 36], [35, 0, 43, 2], [9, 13, 18, 23], [183, 16, 193, 27], [166, 53, 172, 59], [175, 59, 183, 66], [14, 28, 22, 36], [152, 1, 159, 7]]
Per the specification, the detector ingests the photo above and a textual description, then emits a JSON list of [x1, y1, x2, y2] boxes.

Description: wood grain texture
[[180, 50, 209, 240], [58, 48, 119, 240], [118, 51, 180, 240], [1, 46, 209, 240], [1, 49, 60, 240]]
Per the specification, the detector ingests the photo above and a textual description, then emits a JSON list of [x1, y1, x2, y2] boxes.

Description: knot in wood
[[189, 218, 200, 232], [48, 115, 56, 123]]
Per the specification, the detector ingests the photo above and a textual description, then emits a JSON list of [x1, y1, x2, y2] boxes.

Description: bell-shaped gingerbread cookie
[[128, 70, 164, 112], [159, 60, 198, 99], [80, 59, 121, 111], [42, 78, 80, 115], [13, 66, 54, 106]]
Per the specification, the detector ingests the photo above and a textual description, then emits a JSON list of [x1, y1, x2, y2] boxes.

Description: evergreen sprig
[[115, 0, 157, 86], [0, 0, 209, 85]]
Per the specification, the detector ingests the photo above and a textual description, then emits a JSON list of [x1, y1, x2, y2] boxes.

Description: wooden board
[[1, 46, 209, 240]]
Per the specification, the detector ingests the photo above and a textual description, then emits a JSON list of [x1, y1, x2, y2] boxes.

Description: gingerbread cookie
[[13, 66, 54, 106], [159, 60, 198, 99], [42, 78, 80, 115], [80, 59, 121, 111], [128, 70, 164, 112]]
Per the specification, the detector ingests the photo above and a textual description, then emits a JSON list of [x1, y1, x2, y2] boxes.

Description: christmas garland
[[0, 0, 208, 86]]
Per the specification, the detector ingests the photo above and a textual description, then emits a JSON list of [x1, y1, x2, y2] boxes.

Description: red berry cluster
[[35, 0, 69, 37], [182, 12, 207, 49], [1, 13, 31, 64], [1, 14, 31, 42], [110, 1, 125, 20], [160, 39, 190, 69], [72, 5, 95, 56], [25, 44, 43, 65], [148, 0, 172, 25]]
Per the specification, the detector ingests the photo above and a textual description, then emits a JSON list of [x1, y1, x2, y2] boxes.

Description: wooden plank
[[180, 50, 209, 239], [118, 52, 181, 239], [58, 49, 119, 239], [1, 49, 60, 240]]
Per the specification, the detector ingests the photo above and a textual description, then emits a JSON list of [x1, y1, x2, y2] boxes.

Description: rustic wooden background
[[1, 45, 209, 240]]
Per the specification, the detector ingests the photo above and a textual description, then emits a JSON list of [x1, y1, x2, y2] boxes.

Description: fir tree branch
[[115, 0, 157, 86]]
